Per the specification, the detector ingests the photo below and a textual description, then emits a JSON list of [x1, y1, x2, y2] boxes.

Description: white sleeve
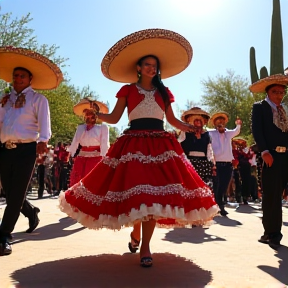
[[100, 124, 110, 156], [68, 126, 83, 157], [177, 131, 186, 143]]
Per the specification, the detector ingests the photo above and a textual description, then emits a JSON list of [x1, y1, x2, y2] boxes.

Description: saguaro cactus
[[250, 0, 284, 84]]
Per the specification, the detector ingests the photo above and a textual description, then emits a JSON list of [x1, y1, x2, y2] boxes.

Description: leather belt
[[4, 140, 34, 149], [275, 146, 287, 153]]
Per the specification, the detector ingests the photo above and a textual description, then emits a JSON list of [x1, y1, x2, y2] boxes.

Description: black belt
[[2, 141, 36, 149], [129, 118, 164, 130]]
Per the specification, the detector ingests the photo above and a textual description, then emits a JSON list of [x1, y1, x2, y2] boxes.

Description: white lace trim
[[102, 150, 181, 169], [59, 192, 219, 230], [69, 181, 213, 206], [128, 86, 164, 121]]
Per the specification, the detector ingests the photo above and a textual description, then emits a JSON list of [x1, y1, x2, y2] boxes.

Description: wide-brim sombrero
[[101, 28, 193, 83], [181, 107, 210, 123], [208, 111, 229, 127], [249, 74, 288, 93], [73, 98, 109, 116], [0, 46, 63, 90]]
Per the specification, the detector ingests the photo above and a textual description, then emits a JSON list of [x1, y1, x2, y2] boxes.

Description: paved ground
[[0, 191, 287, 288]]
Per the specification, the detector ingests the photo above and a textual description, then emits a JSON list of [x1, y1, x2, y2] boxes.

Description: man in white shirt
[[0, 47, 63, 256], [208, 112, 242, 216]]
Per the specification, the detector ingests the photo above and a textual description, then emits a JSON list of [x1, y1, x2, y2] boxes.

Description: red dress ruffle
[[59, 130, 219, 230]]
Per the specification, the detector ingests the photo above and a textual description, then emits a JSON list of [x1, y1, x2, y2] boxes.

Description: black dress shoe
[[26, 207, 40, 233], [0, 239, 12, 256]]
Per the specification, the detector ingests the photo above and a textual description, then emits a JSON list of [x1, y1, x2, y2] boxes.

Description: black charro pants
[[261, 151, 288, 242], [213, 162, 233, 210], [0, 142, 37, 237]]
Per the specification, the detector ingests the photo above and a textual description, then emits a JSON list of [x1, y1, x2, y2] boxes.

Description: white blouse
[[68, 123, 110, 157]]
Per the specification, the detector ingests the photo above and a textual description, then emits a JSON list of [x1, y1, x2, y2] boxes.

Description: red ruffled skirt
[[59, 130, 219, 230], [69, 146, 102, 187]]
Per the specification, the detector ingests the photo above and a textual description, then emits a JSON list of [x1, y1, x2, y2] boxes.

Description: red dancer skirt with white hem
[[69, 156, 102, 187], [59, 130, 219, 230]]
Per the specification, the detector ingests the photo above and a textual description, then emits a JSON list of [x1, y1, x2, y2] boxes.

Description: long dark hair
[[137, 55, 170, 110]]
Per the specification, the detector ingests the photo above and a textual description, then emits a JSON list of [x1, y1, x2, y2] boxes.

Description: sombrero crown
[[0, 46, 63, 90], [73, 98, 109, 116], [208, 111, 229, 127], [101, 28, 193, 83], [249, 74, 288, 93], [181, 107, 210, 123]]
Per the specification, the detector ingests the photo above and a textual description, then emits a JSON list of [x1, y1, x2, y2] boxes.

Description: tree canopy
[[200, 70, 263, 142]]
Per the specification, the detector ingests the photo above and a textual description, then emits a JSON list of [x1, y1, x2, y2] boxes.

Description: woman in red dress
[[59, 29, 219, 267], [69, 99, 110, 187]]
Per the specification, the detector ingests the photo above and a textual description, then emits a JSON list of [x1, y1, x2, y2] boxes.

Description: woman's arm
[[97, 97, 126, 124], [165, 104, 194, 132]]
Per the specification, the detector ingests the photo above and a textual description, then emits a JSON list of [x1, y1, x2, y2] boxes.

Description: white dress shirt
[[208, 125, 241, 162], [69, 124, 110, 157], [0, 86, 51, 143]]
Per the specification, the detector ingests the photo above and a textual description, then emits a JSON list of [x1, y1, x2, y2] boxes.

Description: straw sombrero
[[101, 28, 193, 83], [0, 46, 63, 90], [232, 137, 247, 146], [181, 107, 210, 124], [208, 111, 229, 127], [249, 74, 288, 93], [73, 98, 109, 116]]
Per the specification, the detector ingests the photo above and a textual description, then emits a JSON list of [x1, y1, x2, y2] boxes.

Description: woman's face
[[84, 110, 97, 125], [137, 57, 158, 79]]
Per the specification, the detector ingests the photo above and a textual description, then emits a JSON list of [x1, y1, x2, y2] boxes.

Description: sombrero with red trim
[[101, 28, 193, 83], [249, 74, 288, 93], [73, 98, 109, 116], [0, 46, 63, 90]]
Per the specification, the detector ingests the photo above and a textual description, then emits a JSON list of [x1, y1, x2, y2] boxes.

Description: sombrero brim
[[73, 100, 109, 116], [101, 28, 193, 83], [181, 108, 210, 122], [232, 138, 247, 145], [0, 46, 63, 90], [249, 74, 288, 93], [208, 112, 229, 127]]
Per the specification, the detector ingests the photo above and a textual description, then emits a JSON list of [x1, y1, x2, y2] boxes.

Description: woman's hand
[[182, 123, 195, 133]]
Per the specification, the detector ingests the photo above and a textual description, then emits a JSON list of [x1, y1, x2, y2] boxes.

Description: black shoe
[[258, 234, 269, 244], [26, 207, 40, 233], [0, 239, 12, 256], [128, 233, 140, 253], [140, 257, 153, 268], [220, 209, 228, 216]]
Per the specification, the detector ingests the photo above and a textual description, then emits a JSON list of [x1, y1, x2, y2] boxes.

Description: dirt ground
[[0, 192, 287, 288]]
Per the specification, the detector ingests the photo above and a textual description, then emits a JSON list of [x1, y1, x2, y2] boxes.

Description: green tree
[[0, 10, 67, 67], [200, 70, 263, 140], [109, 126, 120, 144]]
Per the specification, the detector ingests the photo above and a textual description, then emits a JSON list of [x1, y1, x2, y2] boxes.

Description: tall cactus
[[250, 0, 284, 84]]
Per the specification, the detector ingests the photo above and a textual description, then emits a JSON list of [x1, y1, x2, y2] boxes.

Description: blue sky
[[1, 0, 288, 131]]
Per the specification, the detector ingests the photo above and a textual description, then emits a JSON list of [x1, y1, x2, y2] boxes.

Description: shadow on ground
[[258, 245, 288, 286], [11, 217, 85, 244], [11, 253, 212, 288], [163, 226, 226, 244]]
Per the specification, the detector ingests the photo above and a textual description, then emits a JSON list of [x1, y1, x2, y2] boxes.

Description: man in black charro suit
[[251, 74, 288, 250]]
